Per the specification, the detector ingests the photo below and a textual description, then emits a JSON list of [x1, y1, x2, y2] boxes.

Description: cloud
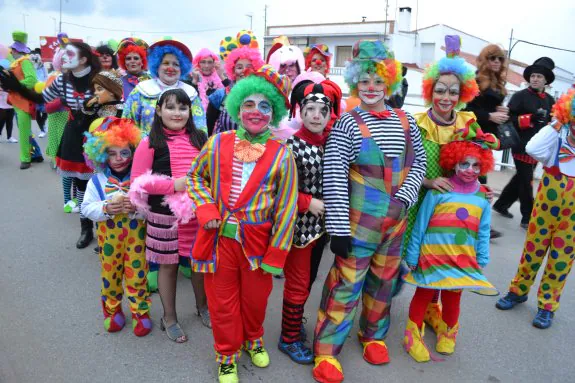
[[19, 0, 97, 14]]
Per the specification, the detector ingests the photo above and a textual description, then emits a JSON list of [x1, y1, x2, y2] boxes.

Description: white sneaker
[[38, 131, 46, 138], [72, 205, 80, 214], [7, 137, 18, 143]]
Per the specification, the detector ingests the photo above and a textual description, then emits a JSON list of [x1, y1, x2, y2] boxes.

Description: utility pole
[[22, 13, 29, 32], [384, 0, 389, 38], [59, 0, 63, 33], [263, 5, 268, 58], [246, 14, 253, 31]]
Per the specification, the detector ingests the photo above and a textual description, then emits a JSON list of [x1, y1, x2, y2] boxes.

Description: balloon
[[34, 81, 46, 93], [107, 39, 119, 52]]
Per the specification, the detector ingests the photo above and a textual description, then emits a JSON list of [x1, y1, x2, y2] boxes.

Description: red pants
[[408, 287, 462, 328], [204, 237, 273, 363]]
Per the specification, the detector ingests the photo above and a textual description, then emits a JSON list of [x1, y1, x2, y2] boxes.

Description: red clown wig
[[118, 44, 148, 71], [439, 140, 494, 176]]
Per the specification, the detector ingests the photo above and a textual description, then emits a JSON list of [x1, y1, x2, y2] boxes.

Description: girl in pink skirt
[[130, 88, 209, 343]]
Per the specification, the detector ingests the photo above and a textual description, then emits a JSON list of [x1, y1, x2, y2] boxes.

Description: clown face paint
[[310, 53, 328, 76], [455, 155, 481, 183], [301, 101, 330, 134], [107, 145, 132, 172], [279, 61, 300, 82], [432, 74, 460, 119], [234, 58, 253, 80], [199, 57, 215, 76], [125, 52, 143, 74], [62, 45, 81, 70], [239, 94, 272, 135], [158, 53, 181, 85], [93, 84, 116, 104], [357, 73, 386, 106], [99, 53, 113, 70]]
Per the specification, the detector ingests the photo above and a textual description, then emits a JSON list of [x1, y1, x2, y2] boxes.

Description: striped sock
[[281, 300, 304, 343], [62, 177, 73, 204], [76, 189, 85, 218]]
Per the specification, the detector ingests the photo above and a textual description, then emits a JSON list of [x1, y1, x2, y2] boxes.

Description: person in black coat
[[493, 57, 555, 228]]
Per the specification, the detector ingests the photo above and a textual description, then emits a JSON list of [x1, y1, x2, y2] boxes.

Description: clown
[[187, 65, 297, 383], [405, 35, 500, 335], [95, 44, 118, 70], [267, 35, 305, 83], [278, 78, 342, 365], [5, 31, 43, 169], [312, 40, 427, 383], [81, 117, 152, 336], [123, 39, 206, 136], [191, 48, 225, 111], [207, 30, 264, 136], [496, 88, 575, 329], [116, 38, 151, 99], [304, 44, 332, 78], [403, 137, 497, 362]]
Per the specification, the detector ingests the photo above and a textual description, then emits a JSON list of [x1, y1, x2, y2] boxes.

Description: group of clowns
[[1, 28, 575, 383]]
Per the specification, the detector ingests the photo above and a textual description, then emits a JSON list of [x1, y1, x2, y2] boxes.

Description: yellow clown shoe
[[218, 362, 239, 383], [312, 356, 344, 383], [423, 302, 442, 334], [245, 346, 270, 368], [436, 321, 459, 355], [403, 319, 431, 363]]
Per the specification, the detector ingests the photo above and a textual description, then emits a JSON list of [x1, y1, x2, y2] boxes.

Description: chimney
[[398, 7, 412, 32]]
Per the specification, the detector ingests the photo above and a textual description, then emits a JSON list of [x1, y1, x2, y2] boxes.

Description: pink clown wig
[[224, 46, 265, 81], [193, 48, 224, 110]]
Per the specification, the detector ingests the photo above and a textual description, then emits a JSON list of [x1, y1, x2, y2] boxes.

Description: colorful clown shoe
[[436, 321, 459, 355], [278, 339, 314, 364], [245, 345, 270, 368], [218, 363, 239, 383], [360, 339, 390, 365], [312, 356, 344, 383], [132, 313, 152, 337], [532, 308, 554, 329], [403, 319, 431, 363], [102, 303, 125, 333], [423, 302, 442, 334], [495, 292, 528, 310]]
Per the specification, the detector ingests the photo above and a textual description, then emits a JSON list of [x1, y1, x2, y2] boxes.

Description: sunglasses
[[488, 56, 504, 62]]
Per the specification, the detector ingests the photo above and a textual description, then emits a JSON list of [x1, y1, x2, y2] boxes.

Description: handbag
[[496, 122, 521, 150]]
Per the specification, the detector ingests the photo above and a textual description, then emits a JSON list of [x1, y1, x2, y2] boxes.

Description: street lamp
[[50, 17, 58, 35], [21, 13, 29, 32], [246, 13, 253, 31]]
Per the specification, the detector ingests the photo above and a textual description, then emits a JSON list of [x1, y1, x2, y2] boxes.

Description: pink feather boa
[[128, 170, 196, 226]]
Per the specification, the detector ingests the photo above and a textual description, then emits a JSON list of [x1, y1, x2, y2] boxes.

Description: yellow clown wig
[[343, 40, 402, 98]]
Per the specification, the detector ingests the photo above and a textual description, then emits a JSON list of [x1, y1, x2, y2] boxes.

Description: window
[[335, 46, 353, 67]]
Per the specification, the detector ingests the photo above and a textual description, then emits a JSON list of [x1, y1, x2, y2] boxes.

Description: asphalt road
[[1, 126, 573, 383]]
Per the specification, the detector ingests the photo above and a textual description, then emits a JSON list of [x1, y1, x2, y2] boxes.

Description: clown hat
[[219, 30, 258, 61], [10, 31, 30, 54], [304, 44, 332, 59], [149, 39, 193, 63], [254, 64, 291, 108], [116, 37, 149, 55]]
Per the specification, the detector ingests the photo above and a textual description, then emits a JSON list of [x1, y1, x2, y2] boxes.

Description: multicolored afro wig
[[83, 117, 142, 171], [422, 35, 479, 110], [552, 88, 575, 126], [304, 44, 332, 72], [148, 40, 193, 79], [439, 140, 495, 176], [344, 39, 403, 98], [116, 37, 149, 71], [225, 64, 290, 127], [193, 48, 220, 67]]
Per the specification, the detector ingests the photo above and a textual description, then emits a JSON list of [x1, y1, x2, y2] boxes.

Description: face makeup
[[234, 58, 253, 79], [99, 54, 113, 70], [125, 52, 143, 74], [62, 45, 80, 69], [357, 73, 386, 106], [239, 94, 272, 134], [432, 74, 461, 119], [279, 62, 299, 82], [455, 155, 481, 183], [301, 101, 330, 134], [107, 146, 132, 172], [310, 53, 327, 75], [158, 53, 181, 85]]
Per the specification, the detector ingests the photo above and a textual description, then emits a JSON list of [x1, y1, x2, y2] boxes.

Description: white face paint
[[301, 101, 330, 134], [239, 94, 273, 135], [455, 155, 481, 183], [62, 45, 80, 69], [357, 73, 386, 106]]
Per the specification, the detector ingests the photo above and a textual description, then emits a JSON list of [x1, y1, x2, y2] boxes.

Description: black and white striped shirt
[[43, 74, 93, 111], [324, 108, 426, 236]]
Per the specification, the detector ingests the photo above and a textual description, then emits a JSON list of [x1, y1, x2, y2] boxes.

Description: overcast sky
[[1, 0, 574, 75]]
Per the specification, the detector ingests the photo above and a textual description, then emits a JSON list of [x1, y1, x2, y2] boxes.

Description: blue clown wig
[[148, 45, 192, 79]]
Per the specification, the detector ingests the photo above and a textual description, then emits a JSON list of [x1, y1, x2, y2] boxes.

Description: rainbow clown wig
[[117, 37, 149, 71], [552, 88, 575, 126], [439, 140, 495, 176], [83, 117, 142, 171], [225, 64, 290, 128], [148, 40, 193, 79], [344, 40, 403, 98], [422, 35, 479, 110]]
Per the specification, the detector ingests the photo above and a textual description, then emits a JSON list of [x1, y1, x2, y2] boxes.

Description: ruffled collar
[[72, 66, 91, 78]]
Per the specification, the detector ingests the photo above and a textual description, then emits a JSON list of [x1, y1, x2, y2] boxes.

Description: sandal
[[160, 317, 188, 343], [197, 306, 212, 329]]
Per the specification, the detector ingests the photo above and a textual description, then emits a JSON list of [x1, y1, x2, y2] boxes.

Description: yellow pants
[[97, 215, 150, 315], [509, 171, 575, 312]]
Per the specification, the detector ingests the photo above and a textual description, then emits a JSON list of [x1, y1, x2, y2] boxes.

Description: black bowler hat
[[523, 57, 555, 84]]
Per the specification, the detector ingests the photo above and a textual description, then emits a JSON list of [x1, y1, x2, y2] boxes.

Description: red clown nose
[[314, 59, 323, 65]]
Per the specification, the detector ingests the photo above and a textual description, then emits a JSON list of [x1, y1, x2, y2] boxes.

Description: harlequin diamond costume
[[496, 88, 575, 329], [404, 35, 499, 335], [278, 78, 343, 364], [312, 40, 427, 383], [81, 117, 152, 336], [187, 65, 298, 383]]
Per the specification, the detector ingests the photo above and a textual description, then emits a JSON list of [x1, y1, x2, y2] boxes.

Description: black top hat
[[523, 57, 555, 84]]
